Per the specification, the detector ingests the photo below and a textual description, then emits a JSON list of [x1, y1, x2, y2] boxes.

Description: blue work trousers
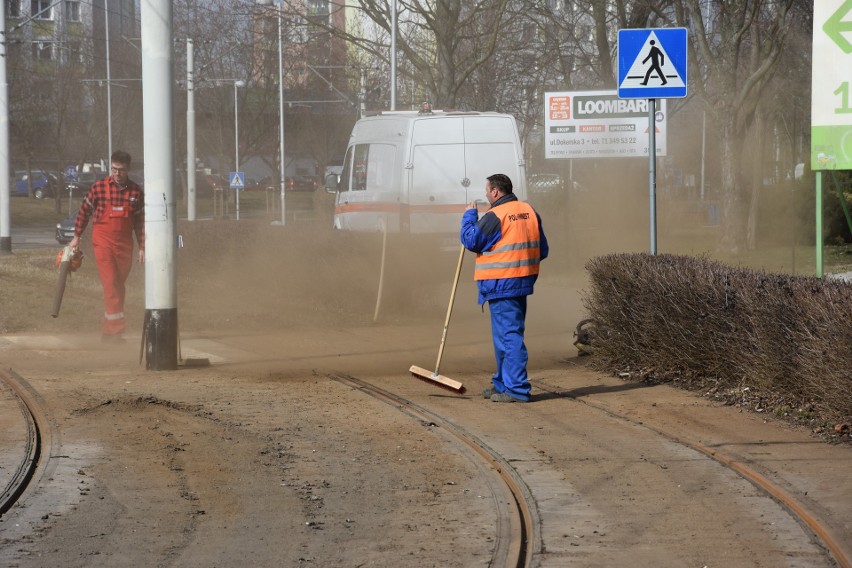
[[488, 296, 530, 401]]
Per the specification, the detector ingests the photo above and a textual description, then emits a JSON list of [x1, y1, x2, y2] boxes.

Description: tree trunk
[[746, 110, 764, 250], [718, 121, 745, 253]]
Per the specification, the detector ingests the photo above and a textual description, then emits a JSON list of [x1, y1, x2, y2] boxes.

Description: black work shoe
[[490, 392, 518, 403], [481, 387, 497, 399]]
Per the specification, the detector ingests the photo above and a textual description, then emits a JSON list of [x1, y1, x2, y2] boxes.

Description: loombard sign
[[545, 90, 667, 159], [812, 0, 852, 170]]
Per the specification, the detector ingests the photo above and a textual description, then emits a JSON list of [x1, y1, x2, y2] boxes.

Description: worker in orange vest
[[461, 174, 548, 402]]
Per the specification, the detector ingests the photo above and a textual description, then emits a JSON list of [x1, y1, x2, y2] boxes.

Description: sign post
[[811, 1, 852, 276], [230, 171, 245, 221], [618, 28, 687, 255]]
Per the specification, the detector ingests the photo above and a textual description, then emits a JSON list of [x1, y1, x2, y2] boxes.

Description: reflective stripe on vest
[[474, 201, 541, 281]]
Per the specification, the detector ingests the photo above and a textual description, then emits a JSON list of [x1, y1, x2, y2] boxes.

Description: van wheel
[[34, 188, 46, 199]]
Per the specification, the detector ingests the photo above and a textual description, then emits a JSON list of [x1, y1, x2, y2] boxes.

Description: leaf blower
[[51, 246, 83, 318], [573, 318, 596, 356]]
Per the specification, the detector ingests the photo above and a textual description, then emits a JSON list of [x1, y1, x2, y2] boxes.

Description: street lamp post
[[390, 0, 396, 110], [276, 4, 286, 225], [234, 79, 245, 220], [257, 0, 286, 225], [105, 0, 113, 160]]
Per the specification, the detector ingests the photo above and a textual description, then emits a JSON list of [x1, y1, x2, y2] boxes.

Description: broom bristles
[[409, 365, 466, 393]]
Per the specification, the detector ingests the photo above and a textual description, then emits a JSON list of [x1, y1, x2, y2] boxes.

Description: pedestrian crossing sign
[[617, 28, 688, 99], [230, 171, 245, 190]]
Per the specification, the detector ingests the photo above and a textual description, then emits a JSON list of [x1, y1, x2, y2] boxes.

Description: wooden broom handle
[[434, 245, 465, 375]]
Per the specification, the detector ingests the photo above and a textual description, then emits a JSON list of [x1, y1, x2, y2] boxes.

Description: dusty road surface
[[2, 326, 851, 567], [1, 219, 850, 567]]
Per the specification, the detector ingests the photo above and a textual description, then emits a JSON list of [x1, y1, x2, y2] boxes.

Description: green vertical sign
[[812, 0, 852, 170]]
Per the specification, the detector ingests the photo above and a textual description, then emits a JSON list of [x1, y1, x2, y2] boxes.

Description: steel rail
[[326, 373, 538, 568], [532, 378, 850, 568], [0, 370, 48, 518]]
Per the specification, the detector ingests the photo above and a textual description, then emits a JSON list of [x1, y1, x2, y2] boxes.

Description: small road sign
[[618, 28, 688, 99], [229, 171, 245, 190]]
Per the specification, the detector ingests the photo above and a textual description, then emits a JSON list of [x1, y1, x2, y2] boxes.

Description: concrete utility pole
[[0, 6, 11, 254], [257, 0, 287, 226], [141, 0, 178, 370], [187, 38, 196, 221]]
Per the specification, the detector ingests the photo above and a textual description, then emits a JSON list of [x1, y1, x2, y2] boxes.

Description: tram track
[[0, 363, 845, 567], [329, 371, 848, 567], [327, 372, 538, 568], [0, 370, 50, 519], [530, 377, 851, 568]]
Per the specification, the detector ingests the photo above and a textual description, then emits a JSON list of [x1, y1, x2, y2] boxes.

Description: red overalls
[[92, 183, 136, 336]]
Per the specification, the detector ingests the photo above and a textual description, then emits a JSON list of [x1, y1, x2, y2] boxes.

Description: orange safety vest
[[474, 200, 541, 281]]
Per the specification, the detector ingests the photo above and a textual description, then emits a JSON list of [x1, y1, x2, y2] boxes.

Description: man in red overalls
[[69, 151, 144, 343]]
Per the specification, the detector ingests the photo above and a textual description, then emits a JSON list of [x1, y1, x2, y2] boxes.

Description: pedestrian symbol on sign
[[641, 40, 667, 86], [622, 32, 684, 90]]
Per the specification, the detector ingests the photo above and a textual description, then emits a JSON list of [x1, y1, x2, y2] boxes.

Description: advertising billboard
[[544, 90, 667, 160]]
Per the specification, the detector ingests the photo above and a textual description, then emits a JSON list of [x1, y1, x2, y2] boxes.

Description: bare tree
[[6, 36, 57, 192], [740, 1, 812, 249], [483, 1, 663, 170], [47, 47, 91, 212], [252, 1, 358, 174], [173, 1, 259, 174], [311, 0, 512, 109], [672, 0, 796, 252], [171, 0, 356, 185]]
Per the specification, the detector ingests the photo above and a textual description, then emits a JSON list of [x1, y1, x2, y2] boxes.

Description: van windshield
[[344, 143, 395, 192]]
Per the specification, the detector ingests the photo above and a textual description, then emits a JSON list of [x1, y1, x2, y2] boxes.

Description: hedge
[[583, 253, 852, 420]]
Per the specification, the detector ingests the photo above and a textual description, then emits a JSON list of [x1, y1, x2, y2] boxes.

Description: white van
[[331, 109, 527, 234]]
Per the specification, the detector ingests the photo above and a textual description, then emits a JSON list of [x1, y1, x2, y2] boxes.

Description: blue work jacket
[[460, 194, 549, 305]]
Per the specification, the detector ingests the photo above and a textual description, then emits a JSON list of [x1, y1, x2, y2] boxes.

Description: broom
[[409, 245, 466, 393]]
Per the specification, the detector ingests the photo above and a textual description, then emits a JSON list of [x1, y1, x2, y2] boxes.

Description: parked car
[[64, 170, 108, 197], [196, 172, 225, 196], [56, 209, 78, 245], [286, 175, 319, 192], [12, 169, 61, 199], [245, 176, 277, 191]]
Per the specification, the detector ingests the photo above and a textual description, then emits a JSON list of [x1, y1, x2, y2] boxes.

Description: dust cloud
[[19, 156, 801, 368], [71, 157, 795, 366], [171, 166, 719, 352], [121, 160, 812, 380]]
